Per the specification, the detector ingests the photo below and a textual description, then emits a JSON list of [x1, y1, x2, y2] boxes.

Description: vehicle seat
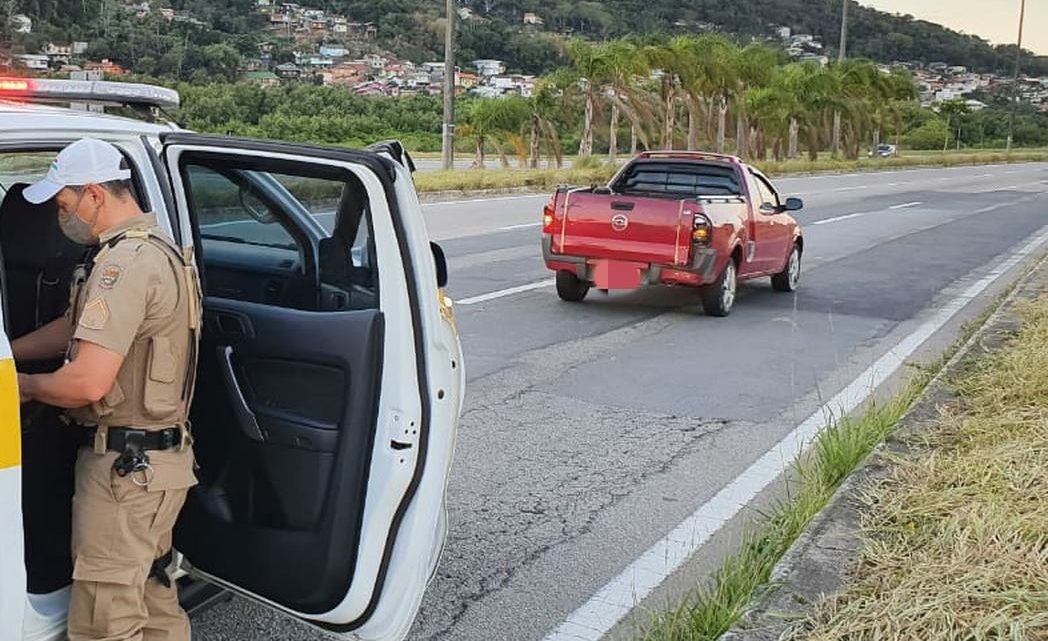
[[0, 183, 83, 595], [0, 183, 83, 344]]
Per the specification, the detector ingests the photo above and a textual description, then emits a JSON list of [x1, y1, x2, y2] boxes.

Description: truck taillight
[[542, 204, 555, 233], [691, 213, 711, 244]]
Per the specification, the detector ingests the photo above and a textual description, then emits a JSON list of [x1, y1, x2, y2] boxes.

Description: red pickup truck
[[541, 151, 805, 316]]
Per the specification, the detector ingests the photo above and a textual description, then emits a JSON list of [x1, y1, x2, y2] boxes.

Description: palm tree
[[465, 97, 531, 168], [565, 39, 615, 158], [785, 62, 842, 161], [732, 44, 779, 158], [600, 40, 651, 163], [529, 77, 568, 168]]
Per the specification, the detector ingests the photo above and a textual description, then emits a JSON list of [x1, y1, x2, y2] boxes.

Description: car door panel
[[158, 134, 451, 636], [178, 298, 384, 603]]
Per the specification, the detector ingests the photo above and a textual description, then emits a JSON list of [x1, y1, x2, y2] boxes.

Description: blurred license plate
[[591, 260, 642, 289]]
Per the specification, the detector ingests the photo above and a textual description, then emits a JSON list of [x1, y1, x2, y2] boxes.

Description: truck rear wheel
[[701, 260, 736, 317], [771, 244, 801, 293], [556, 270, 590, 302]]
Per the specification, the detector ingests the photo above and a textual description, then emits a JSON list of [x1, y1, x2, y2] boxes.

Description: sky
[[859, 0, 1046, 55]]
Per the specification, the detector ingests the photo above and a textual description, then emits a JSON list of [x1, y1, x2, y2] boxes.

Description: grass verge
[[638, 280, 1027, 641], [786, 294, 1048, 639], [412, 150, 1048, 194]]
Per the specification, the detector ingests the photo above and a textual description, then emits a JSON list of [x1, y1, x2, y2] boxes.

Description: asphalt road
[[192, 162, 1048, 641]]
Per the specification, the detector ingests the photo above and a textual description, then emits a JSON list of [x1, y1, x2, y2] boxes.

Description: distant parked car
[[869, 144, 897, 158]]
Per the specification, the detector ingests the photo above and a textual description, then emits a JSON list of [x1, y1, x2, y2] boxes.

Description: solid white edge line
[[540, 225, 1048, 641], [456, 279, 554, 306]]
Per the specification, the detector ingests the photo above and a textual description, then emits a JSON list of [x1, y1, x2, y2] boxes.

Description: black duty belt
[[83, 426, 182, 452]]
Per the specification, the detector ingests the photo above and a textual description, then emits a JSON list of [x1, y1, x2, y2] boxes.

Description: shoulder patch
[[79, 298, 110, 330], [98, 264, 122, 290]]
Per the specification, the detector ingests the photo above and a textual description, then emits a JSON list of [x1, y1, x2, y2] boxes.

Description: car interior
[[2, 148, 389, 615]]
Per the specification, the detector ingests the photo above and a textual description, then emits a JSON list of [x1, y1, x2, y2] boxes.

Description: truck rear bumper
[[542, 235, 719, 287]]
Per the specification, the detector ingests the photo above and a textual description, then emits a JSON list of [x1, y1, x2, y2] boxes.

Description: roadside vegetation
[[411, 149, 1048, 194], [787, 294, 1048, 640], [639, 277, 1036, 641]]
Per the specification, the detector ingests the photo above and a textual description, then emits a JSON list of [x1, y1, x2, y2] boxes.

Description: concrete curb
[[417, 186, 545, 203], [721, 249, 1048, 641]]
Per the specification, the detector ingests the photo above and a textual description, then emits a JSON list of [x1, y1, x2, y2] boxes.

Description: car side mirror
[[431, 242, 448, 288], [783, 197, 804, 212]]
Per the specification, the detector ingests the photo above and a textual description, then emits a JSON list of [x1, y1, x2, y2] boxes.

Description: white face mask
[[57, 191, 100, 245]]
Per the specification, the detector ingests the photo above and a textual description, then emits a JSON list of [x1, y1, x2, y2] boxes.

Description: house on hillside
[[473, 59, 505, 77], [319, 44, 349, 59], [12, 14, 32, 33], [43, 43, 73, 66], [523, 12, 544, 26], [84, 59, 127, 76], [242, 70, 280, 87], [275, 62, 302, 79], [15, 55, 49, 71]]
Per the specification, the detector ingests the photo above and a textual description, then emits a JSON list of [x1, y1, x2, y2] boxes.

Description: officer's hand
[[17, 373, 32, 404]]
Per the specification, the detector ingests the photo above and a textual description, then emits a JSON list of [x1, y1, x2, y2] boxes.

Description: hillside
[[4, 0, 1047, 77]]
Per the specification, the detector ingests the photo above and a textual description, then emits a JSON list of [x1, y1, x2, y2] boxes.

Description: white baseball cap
[[24, 138, 132, 204]]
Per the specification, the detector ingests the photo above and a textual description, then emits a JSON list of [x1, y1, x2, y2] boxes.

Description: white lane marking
[[422, 194, 545, 207], [811, 212, 868, 225], [540, 224, 1048, 641], [456, 279, 553, 306], [833, 185, 869, 192], [498, 222, 542, 231], [889, 201, 922, 210]]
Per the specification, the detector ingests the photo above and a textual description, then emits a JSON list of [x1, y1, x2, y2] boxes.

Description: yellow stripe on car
[[0, 358, 20, 470]]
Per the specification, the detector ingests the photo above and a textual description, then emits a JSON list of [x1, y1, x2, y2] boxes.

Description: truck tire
[[556, 270, 590, 302], [771, 244, 801, 293], [701, 259, 736, 317]]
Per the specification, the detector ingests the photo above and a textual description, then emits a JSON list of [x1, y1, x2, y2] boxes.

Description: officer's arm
[[12, 316, 74, 363], [18, 341, 123, 407]]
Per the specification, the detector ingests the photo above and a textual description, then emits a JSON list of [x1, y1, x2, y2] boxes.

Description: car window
[[615, 161, 743, 197], [181, 160, 378, 311], [186, 165, 299, 250], [0, 149, 148, 209], [750, 171, 780, 209], [0, 152, 52, 197]]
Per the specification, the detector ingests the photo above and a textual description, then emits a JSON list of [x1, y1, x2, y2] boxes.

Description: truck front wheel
[[771, 244, 801, 293], [556, 270, 590, 302]]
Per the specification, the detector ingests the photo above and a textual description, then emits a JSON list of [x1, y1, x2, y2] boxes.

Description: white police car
[[0, 78, 464, 641]]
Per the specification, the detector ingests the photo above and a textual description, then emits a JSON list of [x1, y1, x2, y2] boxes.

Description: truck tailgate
[[553, 191, 694, 265]]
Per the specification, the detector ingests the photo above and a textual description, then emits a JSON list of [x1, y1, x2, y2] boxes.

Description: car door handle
[[218, 346, 266, 442], [211, 311, 254, 339], [610, 201, 635, 211]]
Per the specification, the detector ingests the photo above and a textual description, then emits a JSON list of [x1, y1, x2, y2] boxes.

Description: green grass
[[411, 149, 1048, 194], [638, 274, 1032, 641], [789, 292, 1048, 640]]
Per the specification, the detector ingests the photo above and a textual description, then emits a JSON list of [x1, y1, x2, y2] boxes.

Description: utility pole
[[1006, 0, 1026, 153], [838, 0, 849, 61], [831, 0, 848, 157], [441, 0, 456, 170]]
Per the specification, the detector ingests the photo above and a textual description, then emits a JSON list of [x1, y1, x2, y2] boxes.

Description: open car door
[[159, 133, 463, 640]]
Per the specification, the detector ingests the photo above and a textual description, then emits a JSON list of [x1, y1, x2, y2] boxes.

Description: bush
[[905, 119, 950, 150]]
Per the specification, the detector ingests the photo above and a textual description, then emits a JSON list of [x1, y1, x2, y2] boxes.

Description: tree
[[937, 99, 970, 151], [565, 39, 614, 157]]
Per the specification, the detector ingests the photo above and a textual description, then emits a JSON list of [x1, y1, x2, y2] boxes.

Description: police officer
[[15, 138, 201, 641]]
